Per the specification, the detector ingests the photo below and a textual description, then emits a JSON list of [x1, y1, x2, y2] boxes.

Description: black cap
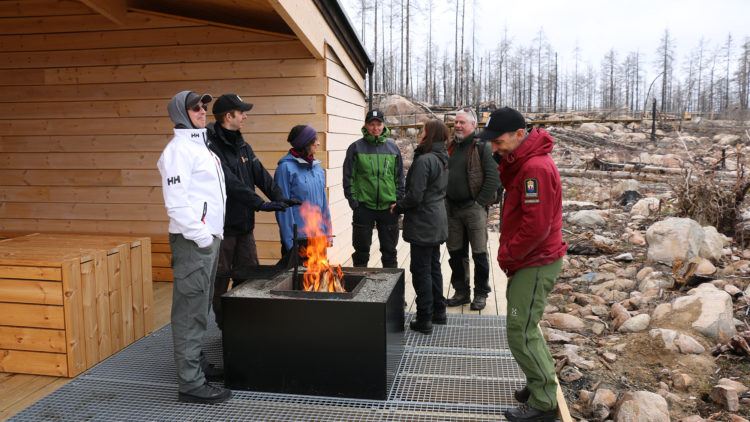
[[212, 94, 254, 115], [185, 92, 212, 109], [365, 109, 385, 123], [478, 107, 526, 140]]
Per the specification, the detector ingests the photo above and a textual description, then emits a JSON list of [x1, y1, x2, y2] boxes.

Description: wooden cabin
[[0, 0, 371, 279]]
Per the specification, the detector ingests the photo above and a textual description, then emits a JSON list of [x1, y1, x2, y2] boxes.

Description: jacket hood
[[361, 126, 390, 145], [498, 128, 554, 176], [167, 90, 196, 129]]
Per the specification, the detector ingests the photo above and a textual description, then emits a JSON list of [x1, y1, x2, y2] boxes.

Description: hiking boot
[[470, 295, 487, 311], [178, 382, 232, 404], [503, 404, 558, 422], [514, 385, 530, 403], [409, 319, 433, 334], [202, 362, 224, 382], [447, 291, 470, 307], [432, 313, 447, 325]]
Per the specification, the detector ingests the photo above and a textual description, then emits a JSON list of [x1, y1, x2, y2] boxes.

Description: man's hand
[[283, 198, 303, 207], [260, 201, 289, 212]]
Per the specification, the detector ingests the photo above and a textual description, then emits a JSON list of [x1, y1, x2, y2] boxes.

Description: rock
[[672, 283, 737, 342], [579, 389, 594, 406], [717, 378, 749, 394], [672, 373, 694, 391], [652, 303, 672, 320], [544, 304, 559, 313], [614, 253, 634, 262], [560, 344, 596, 370], [630, 231, 647, 245], [710, 384, 739, 411], [638, 271, 673, 292], [543, 313, 585, 332], [593, 403, 611, 421], [658, 382, 670, 391], [601, 352, 617, 362], [714, 134, 741, 146], [729, 415, 749, 422], [591, 304, 609, 316], [677, 416, 706, 422], [630, 197, 660, 217], [563, 200, 599, 210], [618, 314, 650, 333], [635, 267, 654, 281], [590, 322, 606, 335], [568, 210, 607, 227], [559, 365, 584, 382], [614, 391, 669, 422], [543, 327, 579, 343], [613, 180, 642, 197], [724, 284, 741, 296], [649, 328, 706, 354], [646, 217, 705, 263], [700, 226, 727, 261], [580, 122, 611, 134], [691, 257, 716, 276]]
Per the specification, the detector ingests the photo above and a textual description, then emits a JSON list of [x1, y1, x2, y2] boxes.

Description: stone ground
[[380, 95, 750, 421]]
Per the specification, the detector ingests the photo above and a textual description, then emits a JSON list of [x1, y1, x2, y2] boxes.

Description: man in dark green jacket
[[446, 108, 501, 311], [343, 109, 405, 268]]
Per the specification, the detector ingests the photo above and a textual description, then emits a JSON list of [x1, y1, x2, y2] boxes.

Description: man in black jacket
[[206, 94, 296, 330]]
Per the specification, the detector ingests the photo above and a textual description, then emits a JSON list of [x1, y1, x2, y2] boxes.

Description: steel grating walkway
[[10, 313, 525, 421]]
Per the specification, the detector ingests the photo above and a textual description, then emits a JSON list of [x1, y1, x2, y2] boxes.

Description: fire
[[298, 202, 345, 293]]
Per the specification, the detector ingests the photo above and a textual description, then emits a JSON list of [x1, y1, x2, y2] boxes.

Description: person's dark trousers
[[212, 231, 258, 330], [448, 232, 471, 294], [410, 244, 447, 321], [472, 252, 491, 297], [351, 205, 399, 268]]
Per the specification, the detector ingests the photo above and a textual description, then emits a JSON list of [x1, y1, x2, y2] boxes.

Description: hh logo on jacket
[[167, 175, 181, 185]]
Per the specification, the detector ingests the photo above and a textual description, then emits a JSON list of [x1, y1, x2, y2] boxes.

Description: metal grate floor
[[10, 313, 526, 421]]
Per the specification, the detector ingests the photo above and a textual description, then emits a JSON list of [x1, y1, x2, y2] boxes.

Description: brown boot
[[447, 291, 470, 307], [470, 295, 486, 311]]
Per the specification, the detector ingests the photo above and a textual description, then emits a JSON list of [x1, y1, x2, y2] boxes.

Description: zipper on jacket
[[205, 131, 226, 218], [376, 147, 381, 208]]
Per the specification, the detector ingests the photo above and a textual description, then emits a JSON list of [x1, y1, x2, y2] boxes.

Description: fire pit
[[221, 266, 405, 400]]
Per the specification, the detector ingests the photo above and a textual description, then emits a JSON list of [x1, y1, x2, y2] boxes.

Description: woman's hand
[[389, 203, 396, 214]]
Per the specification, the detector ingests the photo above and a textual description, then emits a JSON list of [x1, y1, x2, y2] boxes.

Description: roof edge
[[312, 0, 373, 76]]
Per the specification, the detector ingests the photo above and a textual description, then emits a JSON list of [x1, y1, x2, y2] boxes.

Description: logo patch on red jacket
[[524, 178, 539, 203]]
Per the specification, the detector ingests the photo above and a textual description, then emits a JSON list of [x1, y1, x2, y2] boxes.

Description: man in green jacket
[[445, 108, 501, 311], [343, 109, 405, 268]]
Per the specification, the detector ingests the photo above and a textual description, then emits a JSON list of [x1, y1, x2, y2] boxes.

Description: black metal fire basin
[[221, 267, 405, 400]]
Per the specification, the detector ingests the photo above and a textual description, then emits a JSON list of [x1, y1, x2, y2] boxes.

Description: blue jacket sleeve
[[274, 163, 295, 251]]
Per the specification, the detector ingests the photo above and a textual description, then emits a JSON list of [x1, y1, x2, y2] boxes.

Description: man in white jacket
[[157, 90, 231, 404]]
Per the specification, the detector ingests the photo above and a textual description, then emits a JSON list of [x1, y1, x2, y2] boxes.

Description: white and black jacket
[[158, 128, 226, 248]]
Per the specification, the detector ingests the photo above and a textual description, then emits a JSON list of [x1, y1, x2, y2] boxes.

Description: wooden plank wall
[[323, 46, 366, 265], [0, 0, 344, 266]]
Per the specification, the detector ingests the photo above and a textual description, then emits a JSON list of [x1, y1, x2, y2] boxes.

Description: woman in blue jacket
[[274, 125, 331, 256]]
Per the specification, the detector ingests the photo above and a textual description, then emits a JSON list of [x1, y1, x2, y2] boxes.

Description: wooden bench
[[0, 233, 153, 377]]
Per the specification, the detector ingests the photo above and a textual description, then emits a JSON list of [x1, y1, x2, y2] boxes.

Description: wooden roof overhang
[[79, 0, 372, 77]]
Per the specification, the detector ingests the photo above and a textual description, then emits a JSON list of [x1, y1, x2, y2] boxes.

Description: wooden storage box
[[0, 234, 153, 377]]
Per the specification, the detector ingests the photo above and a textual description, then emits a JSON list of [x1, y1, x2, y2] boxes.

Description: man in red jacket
[[479, 107, 567, 422]]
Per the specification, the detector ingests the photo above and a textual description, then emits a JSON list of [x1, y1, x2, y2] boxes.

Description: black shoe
[[202, 362, 224, 382], [470, 295, 486, 311], [432, 313, 447, 325], [178, 382, 232, 404], [409, 319, 433, 334], [514, 386, 530, 403], [447, 292, 470, 307], [503, 404, 558, 422]]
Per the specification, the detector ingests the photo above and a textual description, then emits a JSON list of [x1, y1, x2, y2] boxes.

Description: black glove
[[260, 201, 289, 212], [283, 198, 303, 207]]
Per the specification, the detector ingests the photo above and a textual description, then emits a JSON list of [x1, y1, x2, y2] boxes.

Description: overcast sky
[[341, 0, 750, 76]]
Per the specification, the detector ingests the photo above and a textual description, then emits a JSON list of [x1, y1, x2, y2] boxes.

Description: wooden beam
[[77, 0, 127, 26]]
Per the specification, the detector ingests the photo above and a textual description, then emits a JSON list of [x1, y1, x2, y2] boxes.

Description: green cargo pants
[[506, 258, 562, 412], [169, 233, 221, 392]]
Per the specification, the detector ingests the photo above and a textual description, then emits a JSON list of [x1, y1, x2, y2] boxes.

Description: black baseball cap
[[365, 109, 385, 123], [478, 107, 526, 140], [185, 92, 212, 109], [212, 94, 254, 115]]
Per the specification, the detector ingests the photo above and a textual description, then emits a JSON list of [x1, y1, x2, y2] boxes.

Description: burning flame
[[298, 202, 345, 293]]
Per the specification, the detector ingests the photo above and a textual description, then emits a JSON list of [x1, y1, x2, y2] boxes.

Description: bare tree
[[656, 28, 676, 112], [723, 33, 733, 110]]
